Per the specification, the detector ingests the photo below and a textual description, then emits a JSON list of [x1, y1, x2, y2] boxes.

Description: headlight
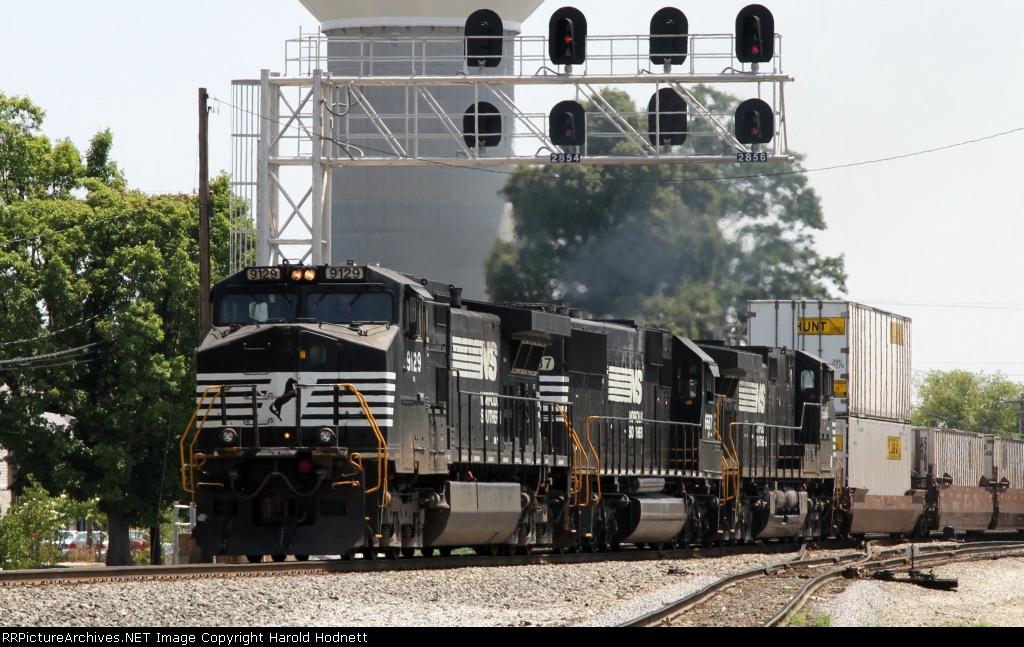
[[220, 428, 238, 445], [303, 268, 318, 281], [317, 428, 336, 445]]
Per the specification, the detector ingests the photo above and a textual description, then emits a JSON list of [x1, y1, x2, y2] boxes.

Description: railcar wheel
[[294, 555, 309, 562], [246, 555, 263, 564], [271, 554, 287, 563]]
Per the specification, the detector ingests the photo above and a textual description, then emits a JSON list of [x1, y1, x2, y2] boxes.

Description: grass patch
[[784, 611, 833, 627]]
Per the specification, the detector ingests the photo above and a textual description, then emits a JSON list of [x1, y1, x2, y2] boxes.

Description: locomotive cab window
[[405, 295, 425, 339], [217, 290, 297, 325], [676, 362, 699, 400], [800, 368, 817, 401], [306, 290, 393, 324], [800, 369, 816, 392]]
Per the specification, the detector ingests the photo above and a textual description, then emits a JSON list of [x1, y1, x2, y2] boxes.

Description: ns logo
[[483, 340, 498, 381]]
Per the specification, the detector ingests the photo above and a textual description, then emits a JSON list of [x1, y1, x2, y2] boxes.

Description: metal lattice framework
[[229, 29, 794, 272]]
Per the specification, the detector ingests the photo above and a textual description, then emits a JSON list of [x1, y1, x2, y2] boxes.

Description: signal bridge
[[229, 5, 791, 270]]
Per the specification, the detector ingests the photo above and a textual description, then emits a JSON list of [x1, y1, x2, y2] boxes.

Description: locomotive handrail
[[715, 396, 741, 507], [180, 384, 225, 496], [548, 402, 589, 507], [333, 383, 390, 508], [583, 416, 604, 507]]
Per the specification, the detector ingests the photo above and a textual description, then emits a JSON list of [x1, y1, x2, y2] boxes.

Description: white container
[[747, 300, 912, 421], [914, 427, 988, 488], [839, 417, 913, 496], [0, 448, 10, 516], [992, 436, 1024, 489]]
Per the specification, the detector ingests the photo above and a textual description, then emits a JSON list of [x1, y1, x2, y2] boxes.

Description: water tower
[[296, 0, 545, 299]]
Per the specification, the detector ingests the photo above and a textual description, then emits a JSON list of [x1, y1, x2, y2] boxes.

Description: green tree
[[0, 94, 244, 566], [913, 369, 1023, 436], [0, 92, 84, 204], [85, 128, 126, 191], [486, 86, 846, 339]]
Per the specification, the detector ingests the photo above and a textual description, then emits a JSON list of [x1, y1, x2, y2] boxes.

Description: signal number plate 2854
[[550, 153, 582, 164]]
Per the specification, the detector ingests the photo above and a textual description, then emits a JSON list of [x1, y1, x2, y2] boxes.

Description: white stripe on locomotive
[[451, 336, 498, 381], [608, 365, 643, 404], [737, 380, 766, 414], [195, 371, 396, 428]]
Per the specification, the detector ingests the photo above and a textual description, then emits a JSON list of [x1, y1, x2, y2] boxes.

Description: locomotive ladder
[[180, 384, 226, 498], [550, 403, 597, 508]]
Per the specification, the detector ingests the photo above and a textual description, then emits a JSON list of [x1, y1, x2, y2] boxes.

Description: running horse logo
[[269, 378, 298, 421]]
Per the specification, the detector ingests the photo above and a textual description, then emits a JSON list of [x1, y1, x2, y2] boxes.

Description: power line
[[0, 316, 100, 347]]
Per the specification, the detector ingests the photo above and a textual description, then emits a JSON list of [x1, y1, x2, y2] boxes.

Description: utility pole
[[998, 392, 1024, 439], [198, 88, 211, 340]]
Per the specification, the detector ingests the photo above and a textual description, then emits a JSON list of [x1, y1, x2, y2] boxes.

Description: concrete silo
[[296, 1, 545, 299]]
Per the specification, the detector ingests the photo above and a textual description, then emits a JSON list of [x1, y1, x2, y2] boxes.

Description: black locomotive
[[181, 262, 841, 561]]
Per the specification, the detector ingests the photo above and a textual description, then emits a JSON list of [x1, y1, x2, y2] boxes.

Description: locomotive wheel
[[438, 547, 452, 557], [294, 555, 310, 562], [401, 547, 416, 559], [271, 554, 286, 563], [384, 548, 400, 560], [421, 547, 435, 558], [246, 555, 263, 564]]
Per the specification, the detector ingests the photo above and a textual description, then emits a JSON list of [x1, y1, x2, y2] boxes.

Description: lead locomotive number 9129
[[181, 262, 839, 561]]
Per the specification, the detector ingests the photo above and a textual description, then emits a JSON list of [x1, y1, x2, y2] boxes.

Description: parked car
[[52, 530, 76, 555], [65, 531, 107, 557], [129, 530, 150, 552]]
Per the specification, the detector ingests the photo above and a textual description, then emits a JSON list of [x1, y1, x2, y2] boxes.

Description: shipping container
[[914, 427, 989, 488], [747, 300, 912, 421], [840, 417, 913, 496], [0, 448, 10, 516], [992, 435, 1024, 489]]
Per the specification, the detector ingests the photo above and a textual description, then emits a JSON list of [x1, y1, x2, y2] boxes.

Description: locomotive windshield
[[306, 290, 393, 324], [217, 290, 297, 325], [215, 288, 393, 325]]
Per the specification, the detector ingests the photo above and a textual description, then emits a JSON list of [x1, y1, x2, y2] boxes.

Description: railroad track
[[621, 540, 1024, 627], [0, 541, 815, 587]]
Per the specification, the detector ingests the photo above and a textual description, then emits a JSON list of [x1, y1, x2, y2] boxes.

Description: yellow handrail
[[334, 383, 391, 508], [549, 402, 590, 507], [583, 416, 603, 506], [713, 396, 741, 506], [179, 385, 224, 497]]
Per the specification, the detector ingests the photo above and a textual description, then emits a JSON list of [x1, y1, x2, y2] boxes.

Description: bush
[[0, 478, 64, 569], [0, 476, 104, 570]]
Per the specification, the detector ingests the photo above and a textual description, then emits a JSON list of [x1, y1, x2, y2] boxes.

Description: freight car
[[179, 266, 1024, 561], [748, 299, 1024, 540]]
